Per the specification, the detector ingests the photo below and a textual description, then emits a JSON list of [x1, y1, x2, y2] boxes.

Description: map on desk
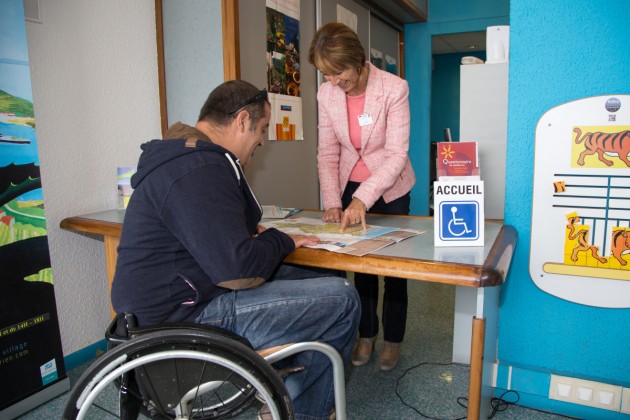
[[261, 217, 424, 256]]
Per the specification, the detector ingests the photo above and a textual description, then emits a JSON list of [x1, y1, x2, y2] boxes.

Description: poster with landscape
[[0, 0, 66, 412]]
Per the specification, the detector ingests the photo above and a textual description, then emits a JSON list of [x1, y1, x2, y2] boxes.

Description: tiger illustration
[[573, 127, 630, 167], [611, 229, 630, 266], [566, 213, 607, 264]]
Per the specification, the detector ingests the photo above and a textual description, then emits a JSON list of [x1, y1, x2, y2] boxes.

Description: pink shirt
[[346, 93, 371, 182]]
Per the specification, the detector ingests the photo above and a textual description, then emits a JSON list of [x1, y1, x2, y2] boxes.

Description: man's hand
[[340, 198, 367, 232], [289, 234, 320, 248]]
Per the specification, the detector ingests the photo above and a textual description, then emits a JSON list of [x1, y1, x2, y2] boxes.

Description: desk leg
[[467, 316, 485, 420], [103, 235, 120, 319], [454, 286, 501, 419]]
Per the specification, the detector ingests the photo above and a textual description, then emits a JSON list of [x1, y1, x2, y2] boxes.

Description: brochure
[[261, 205, 302, 219], [117, 166, 137, 209], [436, 141, 479, 179]]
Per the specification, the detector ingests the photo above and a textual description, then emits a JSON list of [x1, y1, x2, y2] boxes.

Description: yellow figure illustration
[[564, 212, 607, 266], [610, 227, 630, 268]]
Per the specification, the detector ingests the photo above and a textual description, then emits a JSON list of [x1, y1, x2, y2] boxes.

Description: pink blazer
[[317, 62, 416, 211]]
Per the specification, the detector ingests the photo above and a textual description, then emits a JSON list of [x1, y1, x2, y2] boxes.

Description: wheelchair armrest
[[105, 313, 138, 346]]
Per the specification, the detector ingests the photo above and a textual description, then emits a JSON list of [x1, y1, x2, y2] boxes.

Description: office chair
[[62, 313, 347, 420]]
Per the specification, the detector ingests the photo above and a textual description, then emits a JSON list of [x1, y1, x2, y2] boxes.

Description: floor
[[16, 280, 573, 419]]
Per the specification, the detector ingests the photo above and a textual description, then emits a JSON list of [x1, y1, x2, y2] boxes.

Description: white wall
[[26, 0, 161, 354]]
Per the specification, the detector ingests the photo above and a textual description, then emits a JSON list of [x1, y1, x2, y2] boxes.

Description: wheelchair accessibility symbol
[[439, 201, 479, 240]]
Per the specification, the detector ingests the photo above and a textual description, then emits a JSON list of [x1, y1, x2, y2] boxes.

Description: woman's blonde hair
[[308, 22, 366, 75]]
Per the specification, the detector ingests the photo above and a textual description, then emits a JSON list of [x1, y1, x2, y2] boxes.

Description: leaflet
[[261, 205, 302, 219]]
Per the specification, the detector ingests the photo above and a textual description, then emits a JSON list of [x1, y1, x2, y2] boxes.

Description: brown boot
[[379, 341, 400, 371], [351, 336, 376, 366]]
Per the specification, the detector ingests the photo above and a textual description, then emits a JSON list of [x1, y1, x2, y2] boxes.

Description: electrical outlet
[[549, 375, 622, 412], [550, 375, 573, 400], [621, 388, 630, 415]]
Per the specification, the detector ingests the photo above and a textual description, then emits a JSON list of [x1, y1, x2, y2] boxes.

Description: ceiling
[[432, 31, 486, 55], [356, 1, 485, 56], [356, 0, 427, 29]]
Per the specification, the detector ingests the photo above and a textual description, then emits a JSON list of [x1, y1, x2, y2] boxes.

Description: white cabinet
[[459, 63, 508, 219]]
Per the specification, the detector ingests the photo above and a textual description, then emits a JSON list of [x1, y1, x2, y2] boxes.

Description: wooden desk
[[61, 209, 516, 420]]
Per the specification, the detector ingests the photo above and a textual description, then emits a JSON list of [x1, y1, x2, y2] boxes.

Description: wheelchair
[[62, 313, 347, 420]]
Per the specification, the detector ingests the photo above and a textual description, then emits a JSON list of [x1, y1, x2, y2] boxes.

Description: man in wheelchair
[[110, 80, 360, 419]]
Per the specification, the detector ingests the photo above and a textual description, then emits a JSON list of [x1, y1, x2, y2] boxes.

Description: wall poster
[[0, 0, 68, 416], [385, 54, 397, 75], [266, 0, 303, 140], [530, 95, 630, 308], [370, 48, 383, 69]]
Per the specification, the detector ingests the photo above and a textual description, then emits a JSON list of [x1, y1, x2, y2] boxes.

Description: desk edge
[[481, 225, 518, 286], [60, 216, 123, 237]]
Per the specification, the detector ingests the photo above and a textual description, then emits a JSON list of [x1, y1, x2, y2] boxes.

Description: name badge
[[358, 113, 373, 127]]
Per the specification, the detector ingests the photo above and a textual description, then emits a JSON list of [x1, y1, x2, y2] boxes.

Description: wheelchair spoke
[[63, 329, 293, 420]]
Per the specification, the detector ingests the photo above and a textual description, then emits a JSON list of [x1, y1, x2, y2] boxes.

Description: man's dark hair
[[198, 80, 268, 127]]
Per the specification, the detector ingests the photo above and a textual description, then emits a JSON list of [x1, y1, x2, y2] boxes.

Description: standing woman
[[308, 22, 416, 371]]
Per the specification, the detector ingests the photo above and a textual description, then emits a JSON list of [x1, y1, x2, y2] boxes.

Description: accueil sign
[[434, 180, 485, 247]]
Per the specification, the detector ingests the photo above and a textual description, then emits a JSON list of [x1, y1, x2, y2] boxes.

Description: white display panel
[[459, 63, 508, 219], [530, 95, 630, 308]]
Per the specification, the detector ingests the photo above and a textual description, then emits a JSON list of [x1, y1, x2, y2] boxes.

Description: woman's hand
[[322, 208, 343, 223], [289, 234, 320, 248], [340, 198, 367, 232]]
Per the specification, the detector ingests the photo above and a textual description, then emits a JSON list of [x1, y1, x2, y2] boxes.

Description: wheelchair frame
[[62, 313, 347, 420]]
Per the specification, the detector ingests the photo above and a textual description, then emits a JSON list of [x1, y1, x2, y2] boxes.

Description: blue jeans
[[195, 264, 360, 419]]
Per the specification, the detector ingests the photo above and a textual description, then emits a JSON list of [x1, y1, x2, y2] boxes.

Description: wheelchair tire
[[62, 328, 294, 419]]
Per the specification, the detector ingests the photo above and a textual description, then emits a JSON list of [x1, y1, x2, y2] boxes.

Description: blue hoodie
[[111, 123, 295, 326]]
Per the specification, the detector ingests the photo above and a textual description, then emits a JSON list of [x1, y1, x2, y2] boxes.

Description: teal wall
[[405, 2, 508, 215], [429, 0, 509, 23], [496, 0, 630, 416], [408, 0, 630, 417]]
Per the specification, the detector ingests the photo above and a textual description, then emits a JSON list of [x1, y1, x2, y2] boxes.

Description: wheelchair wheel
[[62, 328, 293, 419]]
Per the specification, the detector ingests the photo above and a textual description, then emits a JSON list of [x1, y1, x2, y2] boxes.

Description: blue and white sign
[[440, 201, 479, 239], [434, 180, 485, 246]]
